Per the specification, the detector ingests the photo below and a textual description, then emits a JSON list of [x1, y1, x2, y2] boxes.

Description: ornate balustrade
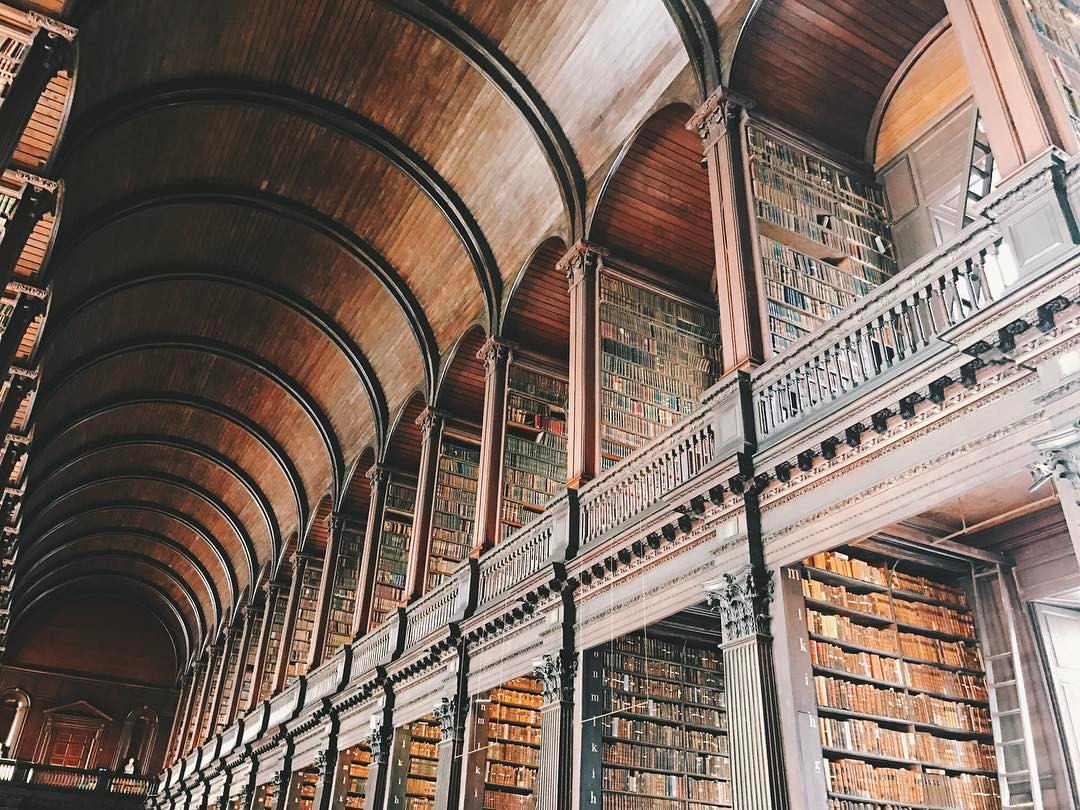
[[349, 607, 402, 679], [403, 561, 473, 651], [303, 647, 349, 709], [477, 495, 569, 607], [266, 677, 303, 729], [0, 760, 154, 798]]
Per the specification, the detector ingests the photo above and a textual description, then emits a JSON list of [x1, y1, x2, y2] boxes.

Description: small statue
[[122, 757, 137, 775]]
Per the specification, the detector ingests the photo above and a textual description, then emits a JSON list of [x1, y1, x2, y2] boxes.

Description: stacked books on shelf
[[429, 437, 480, 588], [286, 559, 324, 680], [747, 126, 896, 353], [341, 743, 371, 809], [294, 766, 318, 810], [403, 717, 440, 810], [502, 365, 568, 538], [252, 783, 276, 809], [598, 274, 722, 468], [371, 478, 417, 628], [801, 549, 1002, 810], [324, 526, 363, 660], [477, 676, 543, 810], [258, 590, 288, 701], [1024, 0, 1080, 138], [588, 631, 731, 810]]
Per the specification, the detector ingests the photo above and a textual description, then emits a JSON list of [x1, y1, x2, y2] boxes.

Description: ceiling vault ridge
[[37, 334, 346, 502], [20, 499, 245, 605], [45, 262, 391, 450], [659, 0, 722, 97], [45, 183, 440, 403], [33, 392, 304, 548], [59, 77, 503, 334]]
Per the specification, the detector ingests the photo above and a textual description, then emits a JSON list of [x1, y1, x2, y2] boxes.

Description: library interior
[[0, 1, 1078, 809]]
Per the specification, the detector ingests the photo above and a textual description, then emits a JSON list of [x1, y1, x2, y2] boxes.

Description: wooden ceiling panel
[[438, 328, 487, 424], [504, 238, 570, 364], [591, 105, 714, 289], [386, 393, 426, 473], [341, 447, 377, 518], [730, 0, 947, 156], [50, 203, 425, 423], [25, 442, 274, 573]]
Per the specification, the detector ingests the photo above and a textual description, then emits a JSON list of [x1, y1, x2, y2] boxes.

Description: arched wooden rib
[[659, 0, 722, 97]]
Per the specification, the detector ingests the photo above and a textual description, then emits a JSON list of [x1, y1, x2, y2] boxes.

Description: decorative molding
[[5, 282, 47, 300], [686, 86, 755, 144], [557, 241, 607, 288], [365, 464, 391, 486], [368, 721, 387, 761], [432, 695, 459, 741], [531, 650, 577, 705], [415, 406, 445, 437], [11, 170, 57, 193], [476, 336, 514, 377], [1031, 419, 1080, 490], [704, 565, 773, 641], [27, 11, 77, 40]]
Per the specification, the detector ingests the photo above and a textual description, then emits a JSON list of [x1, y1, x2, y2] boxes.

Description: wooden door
[[47, 726, 93, 768]]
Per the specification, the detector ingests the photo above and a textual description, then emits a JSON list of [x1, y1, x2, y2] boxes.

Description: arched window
[[115, 706, 158, 774], [0, 689, 30, 758]]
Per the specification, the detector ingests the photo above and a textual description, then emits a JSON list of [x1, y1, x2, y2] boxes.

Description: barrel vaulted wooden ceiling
[[12, 0, 947, 670]]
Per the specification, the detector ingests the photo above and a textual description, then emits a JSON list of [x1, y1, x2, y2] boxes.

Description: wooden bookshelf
[[1025, 0, 1080, 139], [746, 124, 897, 353], [286, 559, 324, 681], [339, 743, 371, 809], [259, 591, 288, 701], [387, 717, 440, 810], [370, 478, 417, 629], [253, 782, 277, 809], [502, 364, 567, 539], [582, 631, 731, 810], [236, 611, 263, 712], [323, 526, 363, 661], [214, 638, 241, 734], [293, 766, 318, 810], [798, 549, 1002, 810], [465, 676, 544, 810], [429, 436, 479, 588], [598, 272, 722, 468]]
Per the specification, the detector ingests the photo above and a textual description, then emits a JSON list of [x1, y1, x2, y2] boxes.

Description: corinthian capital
[[687, 86, 755, 145], [557, 241, 608, 288], [476, 336, 514, 377], [704, 565, 774, 641]]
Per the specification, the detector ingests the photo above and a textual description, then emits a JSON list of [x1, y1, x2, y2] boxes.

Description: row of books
[[601, 319, 721, 362], [486, 741, 537, 765], [808, 610, 897, 652], [806, 552, 968, 606], [482, 791, 531, 810], [600, 276, 722, 341], [893, 599, 976, 640], [386, 481, 418, 514], [820, 716, 996, 771], [815, 676, 993, 735], [761, 235, 883, 296], [603, 768, 685, 797], [810, 640, 986, 700], [490, 687, 543, 710], [824, 759, 1000, 810], [371, 491, 413, 626], [486, 762, 536, 790]]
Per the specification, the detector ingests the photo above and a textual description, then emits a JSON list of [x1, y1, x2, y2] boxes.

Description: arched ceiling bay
[[22, 0, 714, 656]]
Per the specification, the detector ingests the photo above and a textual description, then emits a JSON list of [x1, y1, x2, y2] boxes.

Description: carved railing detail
[[477, 499, 564, 606], [304, 651, 346, 707], [579, 410, 719, 547], [266, 679, 302, 728], [404, 566, 467, 650], [0, 761, 156, 797], [753, 223, 1008, 443], [350, 610, 399, 679]]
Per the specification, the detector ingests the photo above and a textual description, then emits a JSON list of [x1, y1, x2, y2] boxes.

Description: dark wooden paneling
[[438, 328, 487, 424], [385, 393, 426, 473], [341, 447, 376, 517], [731, 0, 947, 156], [591, 105, 714, 292], [504, 238, 569, 364]]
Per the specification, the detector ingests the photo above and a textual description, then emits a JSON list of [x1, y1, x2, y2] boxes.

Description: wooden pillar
[[198, 637, 229, 746], [247, 580, 283, 709], [432, 646, 468, 810], [472, 337, 512, 555], [310, 711, 340, 810], [353, 465, 389, 637], [531, 647, 577, 810], [559, 242, 605, 489], [704, 486, 788, 810], [0, 374, 32, 440], [365, 714, 393, 810], [184, 653, 214, 756], [404, 407, 444, 602], [272, 551, 313, 693], [688, 87, 767, 372], [308, 512, 345, 670], [0, 27, 68, 175], [166, 671, 196, 766], [0, 185, 52, 294], [225, 604, 260, 725], [944, 0, 1080, 178]]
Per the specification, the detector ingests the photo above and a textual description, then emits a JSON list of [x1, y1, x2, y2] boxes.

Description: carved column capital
[[314, 749, 333, 779], [532, 650, 578, 705], [272, 768, 291, 793], [414, 406, 446, 439], [687, 86, 755, 146], [27, 11, 78, 41], [432, 696, 462, 741], [365, 463, 390, 487], [704, 565, 774, 641], [476, 336, 515, 377], [1031, 419, 1080, 490], [557, 241, 608, 289], [368, 721, 387, 761]]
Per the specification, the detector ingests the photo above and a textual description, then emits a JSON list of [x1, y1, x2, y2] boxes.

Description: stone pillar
[[247, 581, 283, 708], [432, 693, 467, 810], [688, 87, 766, 371], [705, 563, 788, 810], [531, 649, 578, 810], [405, 407, 445, 601], [472, 337, 513, 555], [354, 465, 390, 637], [309, 512, 346, 669], [559, 242, 605, 489], [225, 604, 260, 726], [272, 550, 314, 693], [944, 0, 1079, 177], [0, 25, 69, 177]]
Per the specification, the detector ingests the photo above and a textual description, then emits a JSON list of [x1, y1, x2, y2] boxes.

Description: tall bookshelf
[[796, 548, 1002, 810], [236, 611, 263, 712], [599, 272, 722, 468], [286, 559, 324, 681], [387, 716, 440, 810], [1025, 0, 1080, 140], [581, 630, 731, 810], [323, 526, 363, 661], [464, 676, 543, 810], [429, 436, 479, 588], [214, 638, 241, 734], [502, 364, 567, 539], [252, 783, 277, 809], [291, 767, 318, 810], [747, 124, 897, 353], [338, 743, 371, 809], [370, 478, 417, 629], [259, 590, 289, 701]]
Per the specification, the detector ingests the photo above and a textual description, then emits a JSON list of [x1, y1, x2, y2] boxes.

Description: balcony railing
[[477, 495, 569, 607], [0, 759, 154, 798]]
